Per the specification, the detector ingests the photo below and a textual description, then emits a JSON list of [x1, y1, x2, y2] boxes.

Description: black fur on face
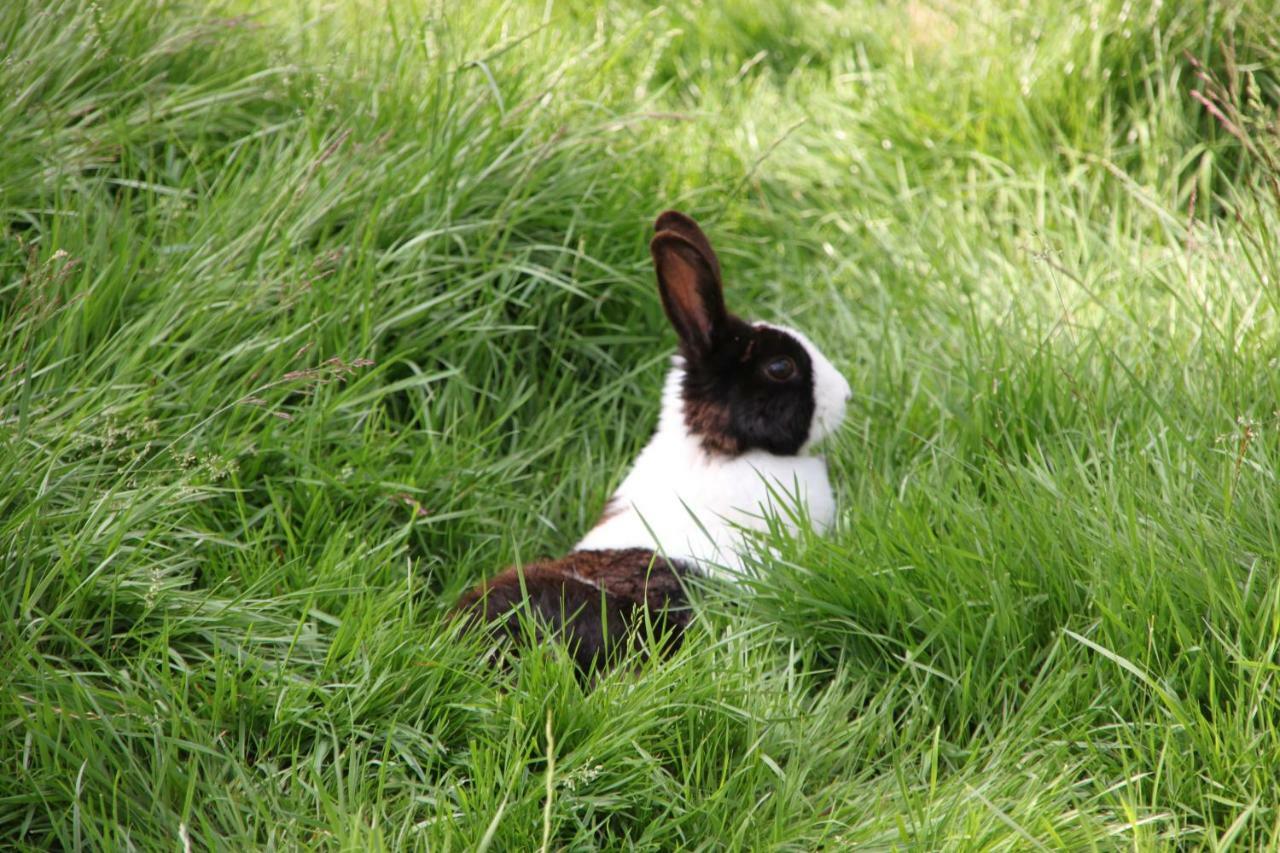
[[649, 211, 816, 457], [679, 319, 815, 456]]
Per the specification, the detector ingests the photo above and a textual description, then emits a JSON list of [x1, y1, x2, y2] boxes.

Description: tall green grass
[[3, 0, 1280, 847]]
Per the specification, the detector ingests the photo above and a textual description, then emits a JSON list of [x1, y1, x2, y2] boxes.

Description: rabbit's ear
[[654, 210, 722, 282], [650, 229, 726, 356]]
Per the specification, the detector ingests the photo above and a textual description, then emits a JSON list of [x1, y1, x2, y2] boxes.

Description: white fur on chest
[[574, 363, 837, 579]]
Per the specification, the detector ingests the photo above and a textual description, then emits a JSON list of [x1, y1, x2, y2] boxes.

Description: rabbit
[[454, 210, 851, 674]]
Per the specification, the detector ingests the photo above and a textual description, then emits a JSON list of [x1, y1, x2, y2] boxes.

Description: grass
[[3, 0, 1280, 847]]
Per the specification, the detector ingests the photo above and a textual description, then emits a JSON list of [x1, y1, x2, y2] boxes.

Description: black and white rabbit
[[455, 211, 851, 672]]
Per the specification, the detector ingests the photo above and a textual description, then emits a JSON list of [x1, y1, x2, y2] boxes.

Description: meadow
[[4, 0, 1280, 848]]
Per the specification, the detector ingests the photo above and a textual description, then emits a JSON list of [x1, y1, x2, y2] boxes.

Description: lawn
[[4, 0, 1280, 848]]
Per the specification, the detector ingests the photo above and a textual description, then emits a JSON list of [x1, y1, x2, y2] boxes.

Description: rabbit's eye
[[762, 356, 796, 382]]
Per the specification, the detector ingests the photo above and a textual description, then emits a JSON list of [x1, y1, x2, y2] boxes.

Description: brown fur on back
[[454, 549, 693, 674]]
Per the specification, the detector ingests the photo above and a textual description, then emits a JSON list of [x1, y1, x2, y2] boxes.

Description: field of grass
[[4, 0, 1280, 848]]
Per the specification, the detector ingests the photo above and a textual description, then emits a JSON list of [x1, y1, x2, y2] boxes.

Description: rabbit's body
[[575, 357, 837, 577], [455, 211, 849, 674]]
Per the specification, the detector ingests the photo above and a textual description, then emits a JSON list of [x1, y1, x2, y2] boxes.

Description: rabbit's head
[[651, 211, 850, 457]]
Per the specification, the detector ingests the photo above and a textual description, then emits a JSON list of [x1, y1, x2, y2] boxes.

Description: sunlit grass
[[3, 0, 1280, 848]]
